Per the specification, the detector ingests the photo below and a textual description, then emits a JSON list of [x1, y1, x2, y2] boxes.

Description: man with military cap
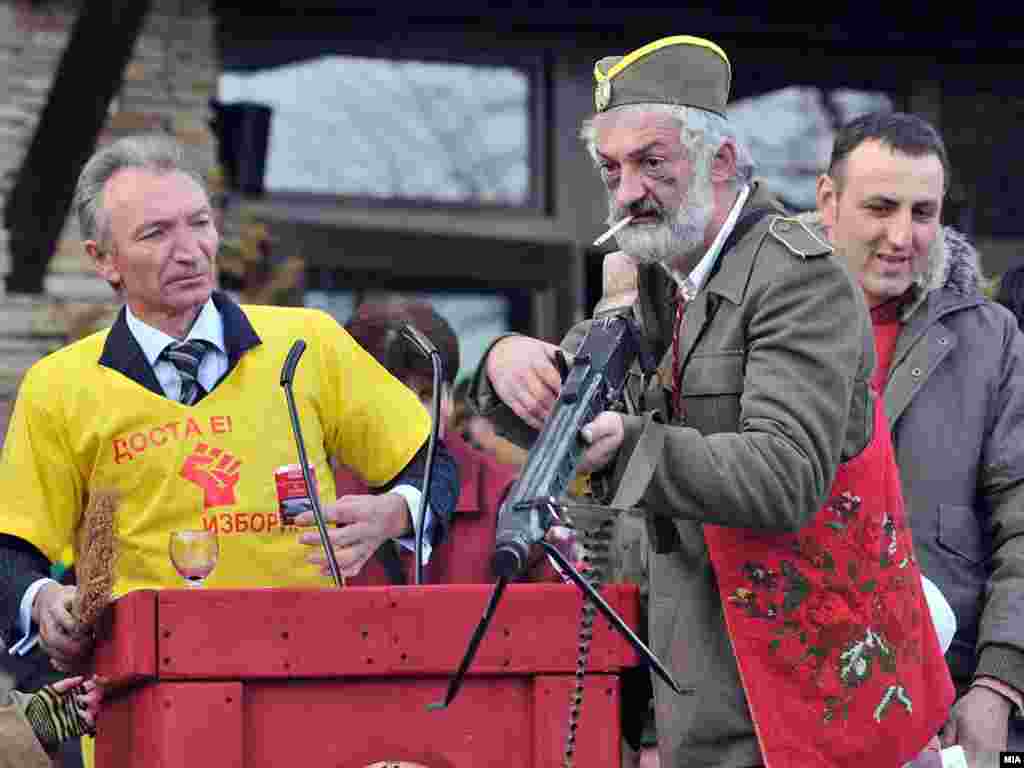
[[470, 36, 953, 767]]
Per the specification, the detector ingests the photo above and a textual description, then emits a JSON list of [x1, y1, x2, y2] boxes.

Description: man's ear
[[816, 174, 838, 229], [709, 140, 737, 185], [85, 240, 120, 286]]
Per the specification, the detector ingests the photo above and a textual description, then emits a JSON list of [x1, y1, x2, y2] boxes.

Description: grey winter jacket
[[881, 227, 1024, 698]]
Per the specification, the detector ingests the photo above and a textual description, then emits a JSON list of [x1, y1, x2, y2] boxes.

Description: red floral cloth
[[704, 395, 954, 767]]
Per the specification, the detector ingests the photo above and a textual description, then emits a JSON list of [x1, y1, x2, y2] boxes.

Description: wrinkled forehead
[[841, 141, 945, 203], [103, 167, 211, 224], [593, 108, 686, 157]]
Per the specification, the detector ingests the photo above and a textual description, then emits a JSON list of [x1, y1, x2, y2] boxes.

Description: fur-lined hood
[[797, 211, 985, 318]]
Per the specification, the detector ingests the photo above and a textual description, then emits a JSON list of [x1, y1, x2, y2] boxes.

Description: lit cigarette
[[592, 216, 634, 247]]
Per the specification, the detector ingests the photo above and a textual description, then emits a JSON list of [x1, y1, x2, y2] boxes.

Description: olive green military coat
[[474, 184, 875, 767]]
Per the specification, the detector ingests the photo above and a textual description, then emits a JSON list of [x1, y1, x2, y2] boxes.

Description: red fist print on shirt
[[180, 442, 242, 508]]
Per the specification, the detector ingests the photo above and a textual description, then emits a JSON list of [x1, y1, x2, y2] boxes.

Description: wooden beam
[[3, 0, 152, 294]]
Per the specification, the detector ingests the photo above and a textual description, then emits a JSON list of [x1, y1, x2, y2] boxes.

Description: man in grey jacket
[[816, 111, 1024, 763]]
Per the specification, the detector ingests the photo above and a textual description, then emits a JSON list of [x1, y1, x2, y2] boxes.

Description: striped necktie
[[671, 297, 688, 419], [671, 279, 695, 419], [161, 339, 210, 405]]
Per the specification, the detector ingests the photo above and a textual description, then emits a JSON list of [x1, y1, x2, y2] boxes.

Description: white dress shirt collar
[[663, 183, 751, 301], [125, 298, 226, 364]]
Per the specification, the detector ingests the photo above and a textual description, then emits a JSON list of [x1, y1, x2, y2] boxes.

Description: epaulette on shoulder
[[767, 216, 832, 260]]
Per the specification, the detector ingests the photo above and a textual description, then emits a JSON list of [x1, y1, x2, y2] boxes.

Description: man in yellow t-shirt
[[0, 134, 458, 676]]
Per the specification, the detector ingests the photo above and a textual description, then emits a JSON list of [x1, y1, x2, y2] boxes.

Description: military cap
[[593, 35, 731, 116]]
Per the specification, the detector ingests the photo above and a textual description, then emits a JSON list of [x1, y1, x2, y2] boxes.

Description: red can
[[274, 464, 317, 525]]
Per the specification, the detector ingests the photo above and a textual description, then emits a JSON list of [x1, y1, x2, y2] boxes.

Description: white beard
[[612, 172, 715, 270]]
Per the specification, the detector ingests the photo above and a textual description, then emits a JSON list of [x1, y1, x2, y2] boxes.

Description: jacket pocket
[[680, 351, 745, 434], [936, 503, 985, 564], [681, 350, 745, 395]]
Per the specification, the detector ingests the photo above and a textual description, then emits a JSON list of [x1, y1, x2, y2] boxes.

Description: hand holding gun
[[432, 313, 686, 711], [492, 312, 653, 580]]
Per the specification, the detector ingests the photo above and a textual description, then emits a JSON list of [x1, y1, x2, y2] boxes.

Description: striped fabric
[[23, 683, 93, 750], [161, 339, 210, 405]]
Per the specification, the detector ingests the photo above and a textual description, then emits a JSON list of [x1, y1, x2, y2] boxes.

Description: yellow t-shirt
[[0, 303, 430, 596], [4, 304, 432, 768]]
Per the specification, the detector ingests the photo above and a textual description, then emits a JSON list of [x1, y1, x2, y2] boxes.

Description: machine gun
[[492, 312, 651, 579], [430, 313, 687, 716]]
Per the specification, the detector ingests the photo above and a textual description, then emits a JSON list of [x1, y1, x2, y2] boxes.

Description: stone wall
[[0, 0, 219, 398]]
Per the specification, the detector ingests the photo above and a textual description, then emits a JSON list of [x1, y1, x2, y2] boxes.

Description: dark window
[[219, 55, 535, 208]]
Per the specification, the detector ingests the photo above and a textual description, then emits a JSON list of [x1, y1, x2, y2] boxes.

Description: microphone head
[[280, 340, 307, 386], [401, 323, 439, 358]]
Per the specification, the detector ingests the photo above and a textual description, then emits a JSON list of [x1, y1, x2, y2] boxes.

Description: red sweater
[[870, 297, 905, 395]]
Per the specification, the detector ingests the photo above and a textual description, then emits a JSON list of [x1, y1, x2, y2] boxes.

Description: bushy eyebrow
[[596, 141, 666, 162], [862, 194, 939, 209], [131, 205, 212, 237]]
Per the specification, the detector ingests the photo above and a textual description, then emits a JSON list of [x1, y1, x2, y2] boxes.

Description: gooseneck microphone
[[280, 340, 344, 588], [400, 323, 443, 586]]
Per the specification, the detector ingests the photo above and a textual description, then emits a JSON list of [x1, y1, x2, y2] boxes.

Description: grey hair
[[579, 103, 755, 186], [72, 133, 205, 250]]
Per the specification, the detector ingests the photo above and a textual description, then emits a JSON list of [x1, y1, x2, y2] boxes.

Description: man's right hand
[[485, 335, 564, 430], [32, 582, 93, 671]]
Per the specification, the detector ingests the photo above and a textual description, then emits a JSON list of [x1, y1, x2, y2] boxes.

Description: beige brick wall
[[0, 0, 220, 397]]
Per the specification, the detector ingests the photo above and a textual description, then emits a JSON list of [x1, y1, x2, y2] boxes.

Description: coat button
[[911, 367, 922, 377], [938, 337, 949, 345]]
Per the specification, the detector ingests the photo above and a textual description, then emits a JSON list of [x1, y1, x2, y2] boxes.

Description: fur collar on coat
[[797, 211, 985, 319]]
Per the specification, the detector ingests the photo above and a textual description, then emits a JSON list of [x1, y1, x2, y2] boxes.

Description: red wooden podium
[[92, 584, 641, 767]]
